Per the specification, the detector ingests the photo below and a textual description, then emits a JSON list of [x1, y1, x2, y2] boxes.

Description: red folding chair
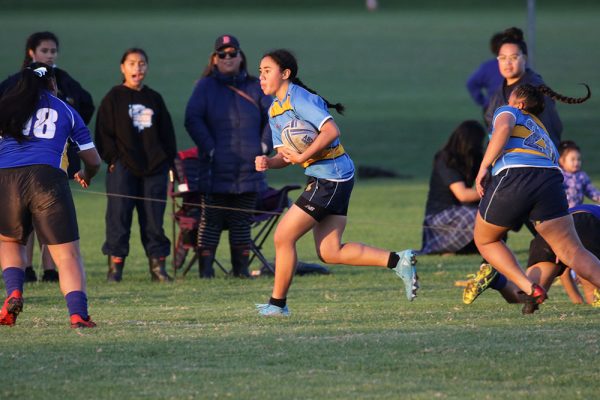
[[169, 146, 300, 277]]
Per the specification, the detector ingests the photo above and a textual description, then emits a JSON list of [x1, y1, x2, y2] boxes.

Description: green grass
[[2, 5, 600, 399]]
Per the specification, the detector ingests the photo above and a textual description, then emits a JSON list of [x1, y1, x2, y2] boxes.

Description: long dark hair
[[513, 83, 591, 115], [437, 120, 486, 185], [0, 63, 55, 142], [263, 49, 345, 115], [22, 31, 59, 69]]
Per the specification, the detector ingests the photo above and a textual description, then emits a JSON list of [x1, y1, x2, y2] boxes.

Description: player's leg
[[0, 237, 26, 326], [312, 214, 389, 266], [256, 204, 317, 316], [535, 215, 600, 288], [46, 241, 95, 328], [272, 204, 317, 298], [312, 214, 417, 300], [474, 213, 535, 294]]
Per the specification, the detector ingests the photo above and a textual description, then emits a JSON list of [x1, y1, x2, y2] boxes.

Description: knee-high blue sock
[[65, 291, 88, 319], [2, 267, 25, 296], [490, 272, 507, 290]]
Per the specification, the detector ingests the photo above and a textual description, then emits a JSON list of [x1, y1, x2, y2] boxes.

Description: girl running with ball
[[254, 49, 418, 316]]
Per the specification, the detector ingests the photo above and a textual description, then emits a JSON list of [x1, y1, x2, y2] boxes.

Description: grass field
[[1, 4, 600, 399]]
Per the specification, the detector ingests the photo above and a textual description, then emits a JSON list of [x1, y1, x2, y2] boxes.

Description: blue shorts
[[479, 167, 568, 228], [295, 176, 354, 222]]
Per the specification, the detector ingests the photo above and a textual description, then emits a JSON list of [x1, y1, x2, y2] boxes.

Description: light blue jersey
[[0, 90, 94, 173], [269, 83, 354, 181], [490, 105, 559, 176]]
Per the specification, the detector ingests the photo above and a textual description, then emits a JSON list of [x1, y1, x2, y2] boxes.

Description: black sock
[[387, 252, 399, 269], [269, 297, 286, 308]]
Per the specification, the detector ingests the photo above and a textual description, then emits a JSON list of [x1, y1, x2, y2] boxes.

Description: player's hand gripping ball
[[281, 119, 318, 154]]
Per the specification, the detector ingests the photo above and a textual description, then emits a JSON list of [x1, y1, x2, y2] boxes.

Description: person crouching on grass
[[0, 63, 101, 328], [473, 82, 600, 312], [254, 49, 418, 316]]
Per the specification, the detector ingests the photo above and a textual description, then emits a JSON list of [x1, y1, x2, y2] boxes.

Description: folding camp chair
[[169, 146, 300, 278]]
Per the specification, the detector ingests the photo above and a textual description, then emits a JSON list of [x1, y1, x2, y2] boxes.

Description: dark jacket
[[95, 84, 177, 177], [184, 69, 272, 194], [0, 68, 95, 125], [484, 68, 563, 146]]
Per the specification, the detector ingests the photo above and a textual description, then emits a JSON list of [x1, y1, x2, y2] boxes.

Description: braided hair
[[263, 49, 345, 115], [0, 62, 55, 142], [513, 83, 591, 116]]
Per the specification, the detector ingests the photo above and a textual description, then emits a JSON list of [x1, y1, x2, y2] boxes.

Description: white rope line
[[73, 189, 283, 216], [72, 188, 476, 233]]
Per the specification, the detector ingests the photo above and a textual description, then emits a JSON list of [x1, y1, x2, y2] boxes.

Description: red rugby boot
[[0, 290, 24, 326], [522, 284, 548, 314], [70, 314, 97, 329]]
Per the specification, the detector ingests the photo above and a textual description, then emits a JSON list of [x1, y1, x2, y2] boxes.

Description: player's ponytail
[[513, 83, 591, 116], [538, 84, 591, 105], [264, 49, 345, 115], [0, 63, 55, 142]]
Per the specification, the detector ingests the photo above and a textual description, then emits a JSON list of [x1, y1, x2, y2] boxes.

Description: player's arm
[[449, 181, 480, 203], [559, 267, 584, 304], [75, 148, 101, 188], [476, 112, 514, 196], [255, 149, 290, 171], [280, 118, 339, 165]]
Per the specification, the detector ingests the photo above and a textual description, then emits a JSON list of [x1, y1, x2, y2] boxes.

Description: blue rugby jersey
[[0, 90, 94, 173], [490, 105, 559, 176], [268, 83, 354, 181]]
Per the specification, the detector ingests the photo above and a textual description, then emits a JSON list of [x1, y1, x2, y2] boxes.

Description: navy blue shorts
[[295, 176, 354, 222], [479, 167, 568, 228], [0, 165, 79, 245]]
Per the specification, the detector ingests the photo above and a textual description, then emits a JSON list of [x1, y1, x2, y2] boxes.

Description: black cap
[[214, 34, 240, 51]]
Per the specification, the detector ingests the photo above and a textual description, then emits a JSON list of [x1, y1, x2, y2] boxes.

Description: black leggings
[[197, 192, 258, 248]]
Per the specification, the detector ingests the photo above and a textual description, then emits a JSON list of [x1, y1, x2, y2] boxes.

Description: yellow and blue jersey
[[490, 105, 559, 176], [269, 83, 354, 181], [0, 90, 95, 173]]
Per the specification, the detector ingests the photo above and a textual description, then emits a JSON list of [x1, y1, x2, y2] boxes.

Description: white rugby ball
[[281, 119, 318, 154]]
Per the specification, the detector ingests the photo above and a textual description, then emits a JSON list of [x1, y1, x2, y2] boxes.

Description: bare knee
[[273, 229, 295, 250]]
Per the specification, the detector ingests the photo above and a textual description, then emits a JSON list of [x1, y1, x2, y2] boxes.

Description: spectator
[[0, 31, 95, 283], [558, 140, 600, 208], [419, 120, 485, 255], [95, 48, 176, 282], [466, 31, 504, 112], [484, 27, 563, 146], [185, 34, 272, 278]]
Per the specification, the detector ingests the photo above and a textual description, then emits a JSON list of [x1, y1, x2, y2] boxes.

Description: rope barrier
[[72, 188, 477, 233]]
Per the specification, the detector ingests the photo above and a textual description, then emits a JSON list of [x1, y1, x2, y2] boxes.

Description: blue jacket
[[185, 69, 272, 194]]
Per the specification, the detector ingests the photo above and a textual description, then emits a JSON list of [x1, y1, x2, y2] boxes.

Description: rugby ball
[[281, 119, 318, 154]]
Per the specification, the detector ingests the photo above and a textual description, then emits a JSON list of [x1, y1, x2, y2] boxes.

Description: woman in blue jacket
[[185, 35, 272, 278]]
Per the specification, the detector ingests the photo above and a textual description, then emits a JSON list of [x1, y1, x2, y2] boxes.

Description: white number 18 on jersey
[[22, 107, 58, 139]]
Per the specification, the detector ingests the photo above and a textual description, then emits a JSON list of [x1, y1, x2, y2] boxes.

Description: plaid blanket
[[418, 205, 477, 254]]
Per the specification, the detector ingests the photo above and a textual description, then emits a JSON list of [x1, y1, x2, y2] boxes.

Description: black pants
[[102, 161, 170, 258]]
